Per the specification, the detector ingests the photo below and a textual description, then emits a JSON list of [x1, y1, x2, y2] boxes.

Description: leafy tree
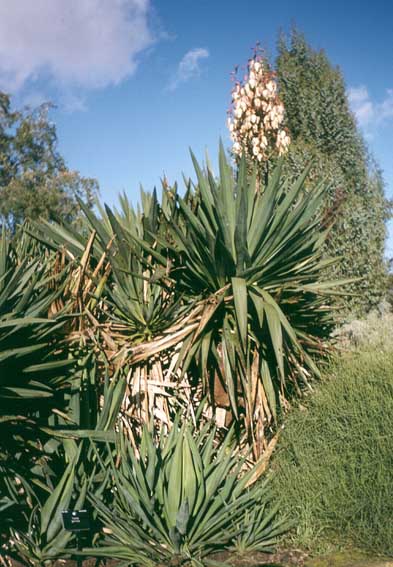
[[0, 93, 98, 232], [276, 29, 390, 315]]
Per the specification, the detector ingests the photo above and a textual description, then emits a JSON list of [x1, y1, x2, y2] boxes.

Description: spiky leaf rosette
[[160, 146, 346, 456], [29, 187, 193, 429], [0, 226, 81, 541], [87, 421, 288, 566]]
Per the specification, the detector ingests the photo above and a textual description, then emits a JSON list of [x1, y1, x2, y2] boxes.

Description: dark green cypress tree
[[276, 29, 390, 315]]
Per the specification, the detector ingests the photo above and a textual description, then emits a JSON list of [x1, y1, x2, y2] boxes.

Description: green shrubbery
[[276, 30, 390, 315], [270, 351, 393, 555]]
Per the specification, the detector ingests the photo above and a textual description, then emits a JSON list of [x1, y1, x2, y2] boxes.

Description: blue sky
[[1, 0, 392, 256]]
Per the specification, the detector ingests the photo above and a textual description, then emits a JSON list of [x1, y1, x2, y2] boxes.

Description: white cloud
[[380, 89, 393, 121], [348, 85, 393, 129], [0, 0, 154, 99], [348, 86, 374, 126], [168, 47, 209, 91]]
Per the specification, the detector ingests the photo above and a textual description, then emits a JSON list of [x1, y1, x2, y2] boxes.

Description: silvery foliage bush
[[332, 301, 393, 351]]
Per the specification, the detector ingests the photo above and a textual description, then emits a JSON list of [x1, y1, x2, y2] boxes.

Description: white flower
[[235, 107, 243, 119], [266, 80, 276, 93], [229, 51, 290, 162]]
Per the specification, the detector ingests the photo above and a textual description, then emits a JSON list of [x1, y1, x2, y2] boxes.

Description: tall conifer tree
[[276, 29, 389, 315]]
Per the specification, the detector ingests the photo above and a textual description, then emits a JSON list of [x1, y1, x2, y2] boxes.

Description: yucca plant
[[0, 226, 125, 559], [0, 226, 78, 539], [7, 360, 127, 567], [150, 145, 348, 456], [8, 444, 85, 566], [87, 419, 287, 566], [0, 227, 72, 401], [26, 145, 347, 459], [29, 188, 195, 430]]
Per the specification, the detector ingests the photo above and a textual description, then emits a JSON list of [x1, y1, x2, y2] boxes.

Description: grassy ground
[[270, 350, 393, 556]]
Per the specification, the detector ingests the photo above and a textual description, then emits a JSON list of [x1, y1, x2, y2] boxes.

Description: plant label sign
[[61, 509, 90, 532]]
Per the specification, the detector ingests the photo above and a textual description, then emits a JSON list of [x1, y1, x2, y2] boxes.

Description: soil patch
[[212, 549, 307, 566], [305, 551, 393, 567], [6, 549, 393, 566], [4, 549, 307, 567]]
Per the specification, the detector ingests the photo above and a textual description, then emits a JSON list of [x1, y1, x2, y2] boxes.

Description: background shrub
[[276, 29, 390, 315], [333, 302, 393, 352], [270, 351, 393, 555]]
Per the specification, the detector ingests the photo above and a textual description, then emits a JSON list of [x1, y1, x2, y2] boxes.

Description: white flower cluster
[[228, 57, 290, 163]]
